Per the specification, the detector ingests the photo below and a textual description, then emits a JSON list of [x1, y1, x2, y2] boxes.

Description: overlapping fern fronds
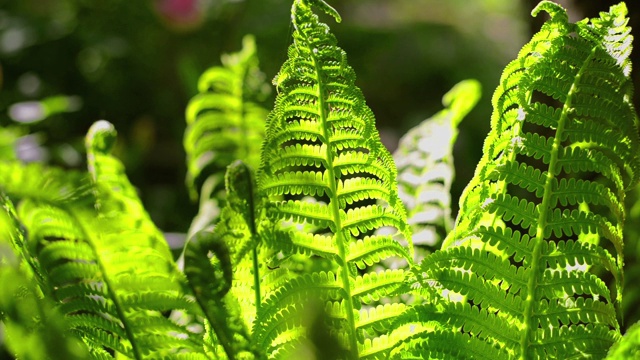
[[255, 0, 412, 357], [396, 2, 640, 358], [0, 194, 88, 360], [184, 35, 271, 242], [0, 121, 209, 359], [184, 160, 263, 359], [4, 0, 640, 359]]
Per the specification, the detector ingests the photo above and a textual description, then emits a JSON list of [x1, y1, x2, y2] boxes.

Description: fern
[[623, 185, 640, 325], [184, 35, 269, 203], [255, 0, 412, 358], [184, 229, 252, 359], [394, 79, 481, 254], [401, 2, 639, 359], [3, 0, 640, 359]]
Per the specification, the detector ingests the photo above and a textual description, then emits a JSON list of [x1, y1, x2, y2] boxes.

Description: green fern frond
[[391, 329, 506, 359], [394, 79, 481, 252], [86, 120, 173, 261], [184, 229, 254, 360], [0, 160, 93, 208], [253, 271, 343, 350], [356, 303, 407, 337], [255, 0, 412, 357], [219, 160, 264, 321], [0, 161, 96, 296], [184, 35, 270, 202], [413, 2, 639, 359], [18, 191, 208, 359], [0, 194, 89, 360], [606, 320, 640, 359]]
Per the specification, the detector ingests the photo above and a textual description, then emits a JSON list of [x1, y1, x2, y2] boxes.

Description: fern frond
[[184, 35, 269, 203], [391, 329, 507, 359], [394, 79, 481, 253], [255, 0, 412, 357], [184, 229, 254, 360], [86, 120, 173, 261], [19, 193, 207, 359], [222, 160, 264, 322], [419, 2, 639, 359], [347, 235, 411, 269], [0, 160, 93, 208], [606, 320, 640, 359], [356, 303, 407, 337], [253, 271, 344, 350], [0, 194, 89, 360]]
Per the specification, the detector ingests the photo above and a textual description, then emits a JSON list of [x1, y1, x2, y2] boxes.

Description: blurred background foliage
[[0, 0, 639, 357], [0, 0, 530, 233]]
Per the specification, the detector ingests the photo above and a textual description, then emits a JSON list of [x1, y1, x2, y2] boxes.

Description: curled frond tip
[[531, 1, 568, 23], [294, 0, 342, 23], [86, 120, 117, 154]]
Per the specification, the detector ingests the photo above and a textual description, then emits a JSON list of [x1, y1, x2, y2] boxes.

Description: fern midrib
[[237, 57, 263, 316], [238, 58, 251, 165], [519, 45, 597, 360], [247, 174, 262, 316], [71, 210, 143, 360], [306, 41, 359, 358]]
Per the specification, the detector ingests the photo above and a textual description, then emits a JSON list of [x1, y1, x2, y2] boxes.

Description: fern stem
[[519, 45, 596, 360], [251, 247, 261, 308], [238, 60, 263, 315], [247, 190, 261, 315], [238, 49, 250, 169], [306, 40, 359, 359]]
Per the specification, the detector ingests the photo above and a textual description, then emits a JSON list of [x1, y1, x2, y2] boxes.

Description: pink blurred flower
[[155, 0, 204, 30]]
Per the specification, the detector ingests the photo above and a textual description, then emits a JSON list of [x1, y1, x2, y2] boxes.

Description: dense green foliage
[[1, 0, 640, 359]]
